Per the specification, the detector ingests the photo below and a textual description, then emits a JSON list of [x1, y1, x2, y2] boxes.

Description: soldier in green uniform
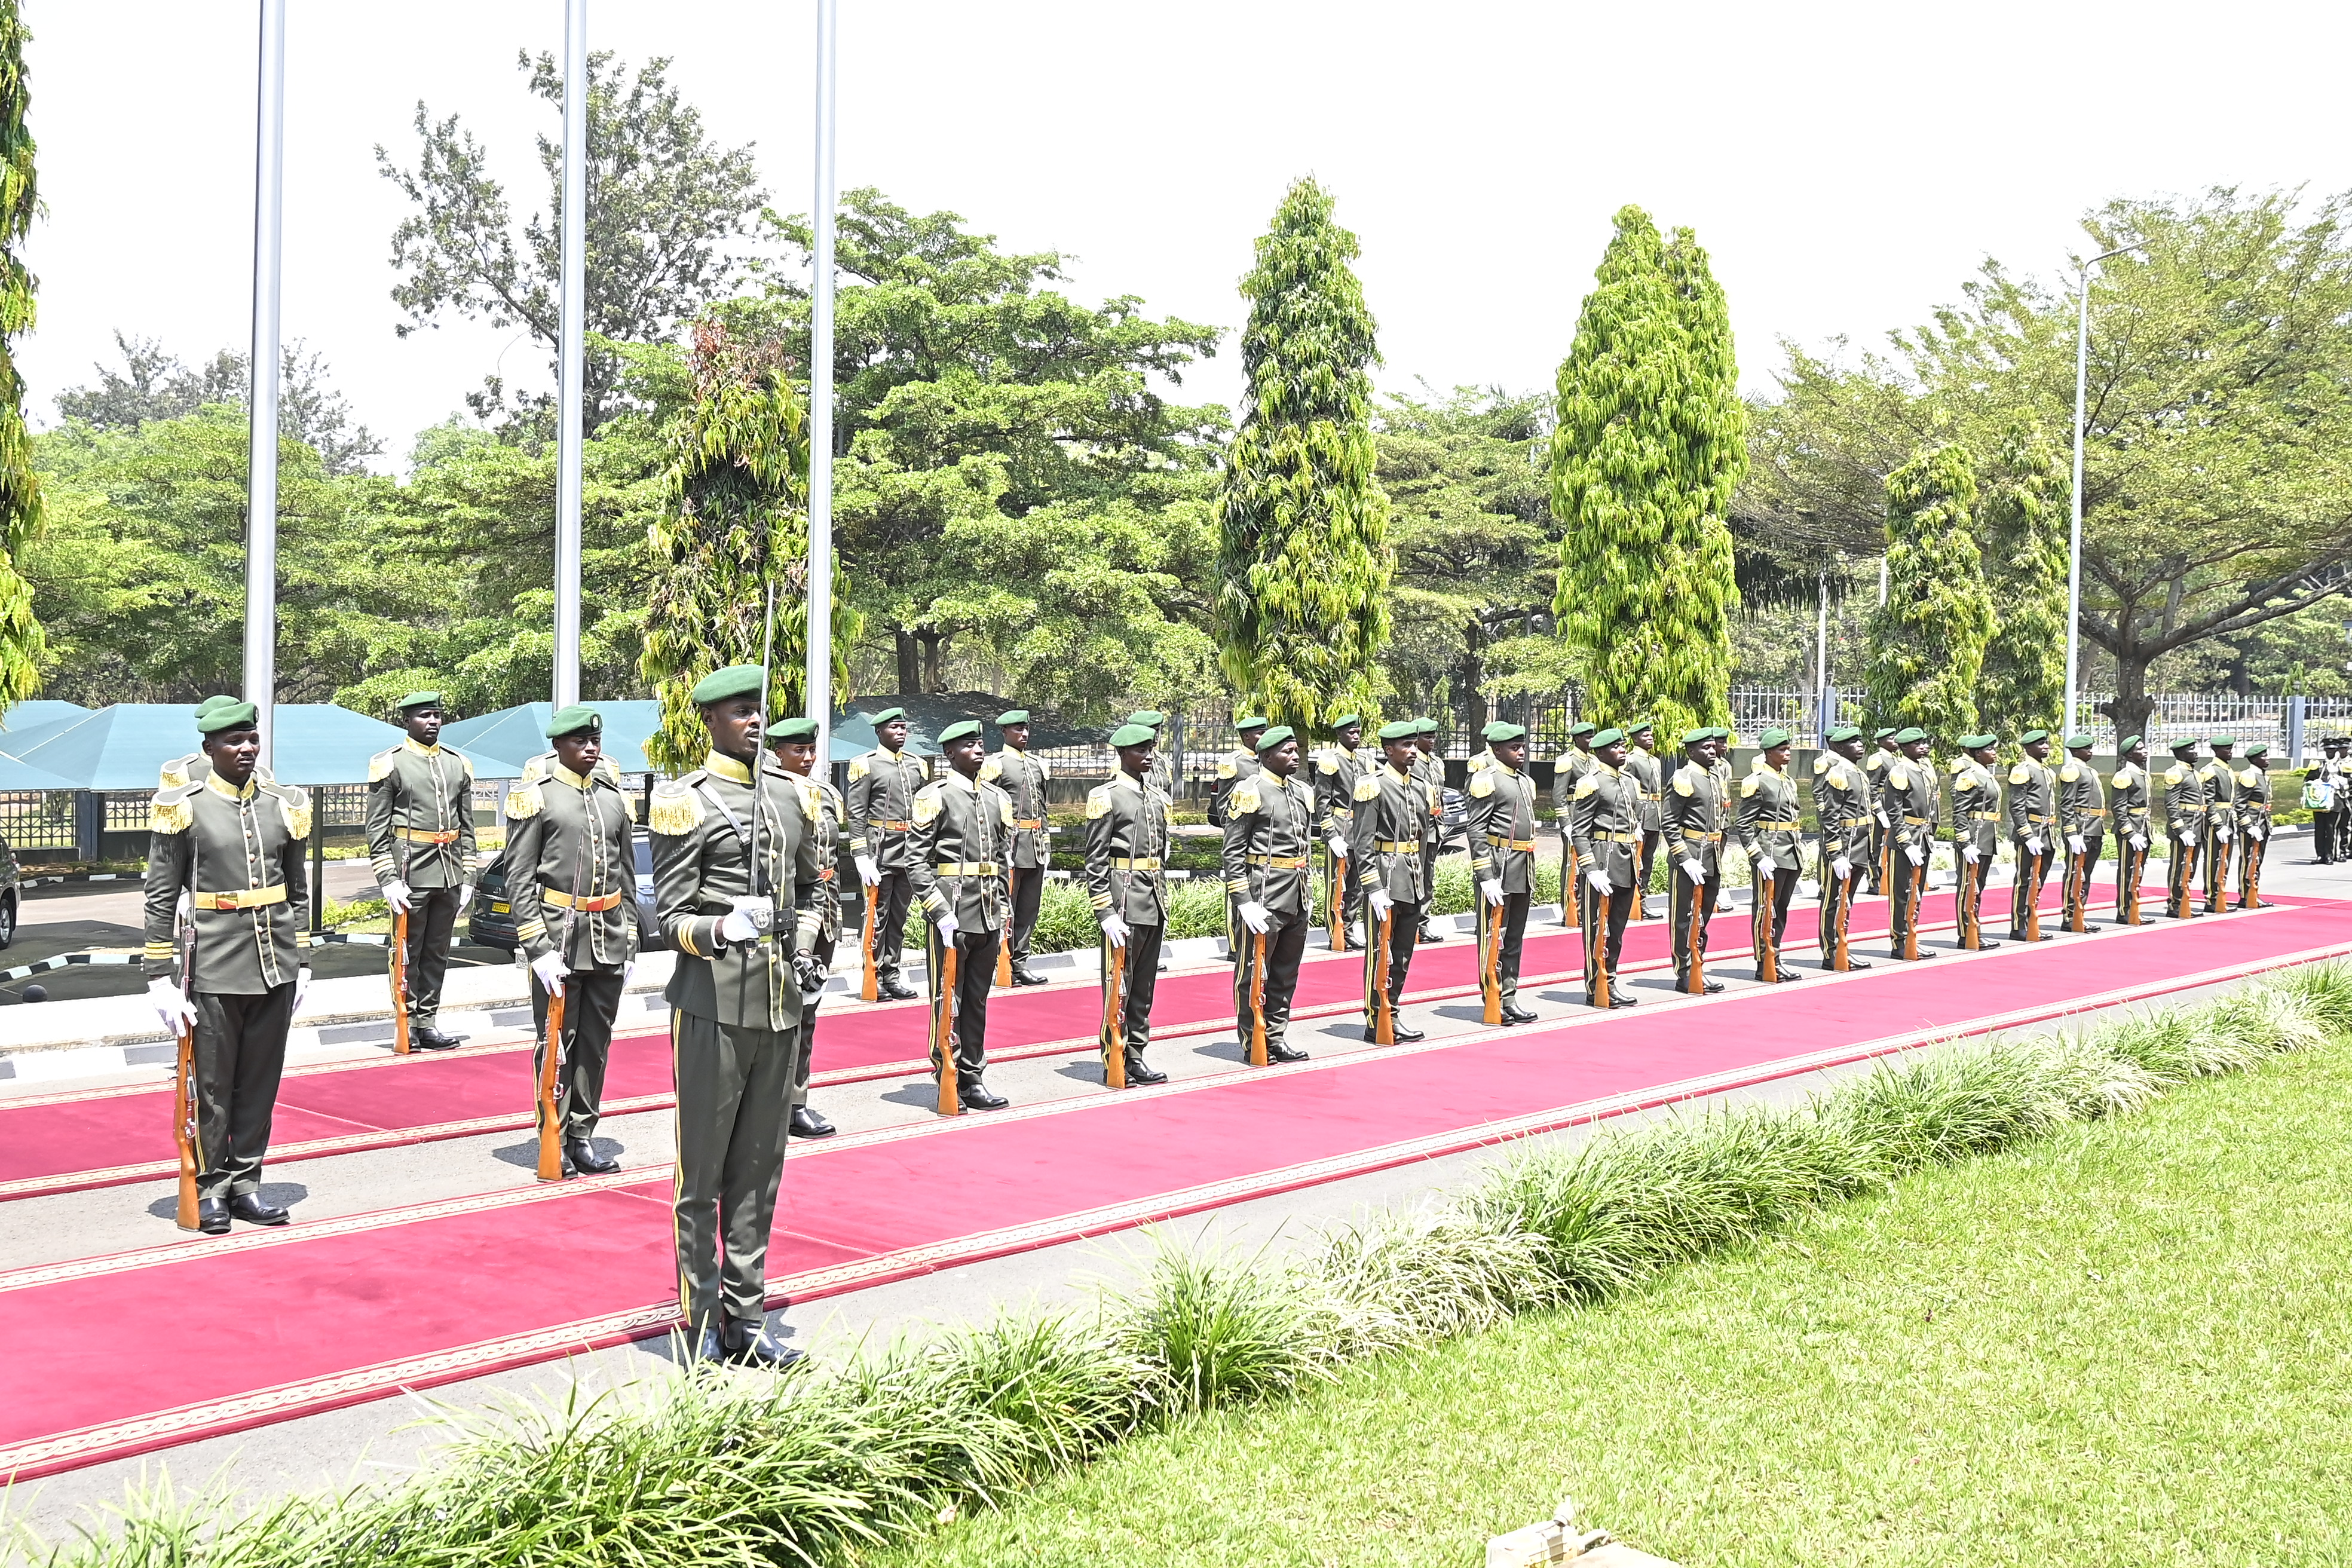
[[771, 718, 843, 1138], [1313, 715, 1373, 950], [2314, 735, 2350, 863], [1882, 727, 1939, 960], [159, 695, 278, 789], [2056, 733, 2106, 932], [367, 691, 476, 1050], [1550, 721, 1599, 924], [2003, 729, 2059, 941], [143, 699, 312, 1233], [909, 719, 1016, 1108], [2160, 737, 2207, 918], [1623, 719, 1665, 919], [1863, 726, 1899, 894], [1948, 735, 2005, 950], [1208, 715, 1267, 827], [506, 705, 639, 1176], [1411, 718, 1449, 942], [1222, 725, 1316, 1062], [2198, 736, 2239, 915], [2236, 742, 2274, 908], [1086, 724, 1172, 1085], [2108, 737, 2153, 924], [979, 710, 1053, 987], [845, 707, 928, 1001], [1812, 725, 1875, 971], [1567, 726, 1642, 1007], [1736, 727, 1806, 982], [1662, 728, 1725, 993], [1468, 719, 1543, 1022], [648, 666, 826, 1366], [1352, 719, 1440, 1040], [1120, 709, 1176, 800]]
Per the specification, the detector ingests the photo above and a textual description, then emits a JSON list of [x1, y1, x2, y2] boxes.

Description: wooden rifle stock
[[1102, 940, 1127, 1087], [1682, 866, 1705, 995], [1481, 896, 1503, 1025], [2026, 844, 2043, 941], [1756, 867, 1778, 982], [1832, 856, 1851, 971], [934, 939, 961, 1116], [1904, 856, 1922, 960], [1326, 843, 1344, 951], [1373, 902, 1395, 1045], [1588, 877, 1611, 1007], [2209, 832, 2233, 913], [995, 926, 1012, 987], [2242, 832, 2265, 908], [390, 905, 411, 1055], [1248, 929, 1269, 1067], [1561, 840, 1579, 928], [535, 979, 567, 1181], [859, 894, 879, 1002]]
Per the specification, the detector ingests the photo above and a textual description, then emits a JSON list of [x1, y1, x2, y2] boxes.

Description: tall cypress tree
[[0, 1, 44, 710], [1214, 177, 1391, 732], [1550, 207, 1743, 739], [1975, 424, 2069, 736], [641, 318, 858, 774], [1864, 442, 1993, 746]]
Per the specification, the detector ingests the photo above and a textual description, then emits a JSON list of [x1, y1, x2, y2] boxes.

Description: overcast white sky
[[21, 1, 2352, 470]]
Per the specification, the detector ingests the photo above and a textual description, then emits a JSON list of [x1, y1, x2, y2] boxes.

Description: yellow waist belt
[[869, 819, 910, 832], [1248, 853, 1307, 869], [1376, 840, 1422, 854], [395, 826, 461, 845], [1839, 815, 1874, 828], [1111, 856, 1161, 871], [1754, 820, 1802, 832], [1584, 831, 1639, 844], [543, 887, 624, 912], [1903, 815, 1929, 825], [1680, 829, 1723, 841], [195, 885, 287, 911], [1967, 811, 2000, 821], [2078, 807, 2108, 817], [2027, 813, 2057, 824], [1485, 834, 1536, 851], [936, 861, 1000, 876], [1014, 817, 1045, 831]]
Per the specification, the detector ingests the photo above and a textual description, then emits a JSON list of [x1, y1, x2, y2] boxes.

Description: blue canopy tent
[[442, 700, 664, 774], [0, 700, 89, 737], [0, 753, 84, 791], [1, 703, 514, 789]]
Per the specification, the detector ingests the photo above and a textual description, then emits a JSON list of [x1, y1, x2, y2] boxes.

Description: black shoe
[[1832, 958, 1874, 971], [880, 979, 918, 1002], [1773, 970, 1805, 982], [1608, 989, 1639, 1007], [1391, 1022, 1426, 1042], [1703, 980, 1725, 994], [567, 1138, 621, 1174], [227, 1192, 290, 1226], [688, 1321, 728, 1364], [1011, 965, 1049, 987], [1638, 899, 1660, 920], [2076, 923, 2103, 932], [1970, 939, 2005, 951], [1898, 949, 1940, 960], [788, 1106, 836, 1139], [1267, 1042, 1310, 1063], [1500, 1003, 1538, 1024], [194, 1197, 230, 1236], [1419, 926, 1444, 942], [1122, 1062, 1168, 1086], [960, 1085, 1009, 1110], [724, 1322, 806, 1370], [412, 1026, 462, 1051]]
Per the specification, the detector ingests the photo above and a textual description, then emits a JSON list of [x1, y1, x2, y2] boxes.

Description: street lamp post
[[2065, 241, 2145, 741], [243, 0, 286, 767], [806, 0, 838, 758]]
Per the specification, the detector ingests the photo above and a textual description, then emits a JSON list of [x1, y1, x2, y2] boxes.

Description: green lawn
[[889, 1036, 2352, 1567]]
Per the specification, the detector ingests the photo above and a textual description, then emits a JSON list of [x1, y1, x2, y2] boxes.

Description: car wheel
[[0, 893, 16, 950]]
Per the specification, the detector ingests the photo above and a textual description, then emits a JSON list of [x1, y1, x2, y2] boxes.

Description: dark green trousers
[[1670, 867, 1719, 989], [529, 967, 622, 1141], [191, 982, 293, 1200], [671, 1009, 803, 1334], [1361, 898, 1420, 1025], [1233, 911, 1309, 1051]]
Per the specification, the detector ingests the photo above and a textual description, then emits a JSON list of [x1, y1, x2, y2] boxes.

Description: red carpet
[[0, 898, 2339, 1480], [0, 877, 2109, 1203]]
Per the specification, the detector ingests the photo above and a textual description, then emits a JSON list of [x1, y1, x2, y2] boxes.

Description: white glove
[[148, 977, 196, 1033], [1830, 856, 1851, 880], [2067, 834, 2087, 855], [1478, 878, 1504, 906], [2025, 836, 2042, 858], [855, 855, 880, 887], [379, 879, 412, 915], [1368, 888, 1394, 921], [718, 895, 765, 944], [1585, 866, 1613, 896], [1753, 853, 1776, 875], [2217, 823, 2233, 843], [1906, 847, 1925, 866], [292, 967, 311, 1015], [1680, 857, 1705, 883], [1238, 900, 1272, 933], [456, 882, 475, 914], [932, 908, 959, 942], [1100, 912, 1129, 948], [2252, 822, 2266, 841], [531, 950, 569, 992], [1961, 844, 1980, 865], [1327, 835, 1349, 859], [2132, 834, 2148, 851]]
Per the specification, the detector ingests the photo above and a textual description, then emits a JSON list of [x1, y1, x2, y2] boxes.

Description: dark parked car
[[0, 834, 18, 948], [467, 831, 658, 952]]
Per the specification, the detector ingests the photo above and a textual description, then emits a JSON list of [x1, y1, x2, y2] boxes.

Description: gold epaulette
[[368, 746, 400, 783], [505, 780, 546, 820], [648, 777, 705, 836], [149, 783, 198, 835], [1085, 784, 1112, 819], [1229, 780, 1261, 815], [272, 784, 313, 841]]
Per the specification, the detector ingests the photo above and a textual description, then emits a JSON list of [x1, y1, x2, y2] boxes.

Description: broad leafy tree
[[1864, 443, 1992, 744], [1214, 176, 1391, 733], [1550, 206, 1743, 738], [0, 0, 39, 712], [56, 332, 383, 475], [1975, 424, 2068, 736]]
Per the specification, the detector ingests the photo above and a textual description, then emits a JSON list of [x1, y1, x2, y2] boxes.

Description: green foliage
[[1976, 424, 2069, 735], [1214, 177, 1392, 733], [54, 334, 382, 476], [1864, 443, 1992, 744], [1550, 207, 1744, 738], [0, 0, 39, 712]]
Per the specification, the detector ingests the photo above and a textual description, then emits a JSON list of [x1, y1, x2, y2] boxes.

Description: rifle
[[859, 895, 879, 1000], [2065, 847, 2087, 932], [1682, 866, 1706, 995], [1373, 900, 1395, 1045], [1481, 895, 1503, 1025], [172, 835, 201, 1232], [1756, 865, 1778, 982], [996, 920, 1013, 987], [1561, 840, 1580, 929], [2208, 831, 2232, 914], [1248, 929, 1269, 1067], [1904, 856, 1922, 960], [934, 933, 962, 1115], [1325, 840, 1344, 952], [535, 981, 567, 1181], [390, 903, 411, 1055], [1101, 939, 1127, 1087], [2242, 831, 2265, 909], [2025, 843, 2043, 942], [1587, 880, 1612, 1007]]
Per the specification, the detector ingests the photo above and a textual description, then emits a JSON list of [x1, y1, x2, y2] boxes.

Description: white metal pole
[[244, 0, 286, 768], [2066, 263, 2090, 740], [551, 0, 588, 710], [1814, 571, 1829, 738], [806, 0, 838, 758]]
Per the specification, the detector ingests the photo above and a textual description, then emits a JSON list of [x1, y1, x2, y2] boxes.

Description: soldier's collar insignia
[[203, 773, 256, 803], [703, 751, 755, 785]]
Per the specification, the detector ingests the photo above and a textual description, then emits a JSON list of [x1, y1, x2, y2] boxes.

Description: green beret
[[1957, 733, 1997, 751], [1377, 719, 1419, 742], [2246, 741, 2270, 757], [1483, 721, 1527, 743], [2019, 728, 2050, 745], [996, 709, 1030, 726], [2169, 737, 2200, 752], [1826, 724, 1861, 743], [197, 699, 259, 734], [1624, 718, 1656, 736], [1411, 717, 1437, 734], [2209, 734, 2236, 748], [1891, 727, 1928, 744], [544, 703, 601, 739], [2063, 733, 2094, 749], [1873, 726, 1898, 741], [1589, 727, 1625, 748], [1708, 727, 1734, 741], [193, 694, 238, 718], [2118, 734, 2145, 752], [868, 705, 908, 726], [1330, 713, 1362, 731], [1125, 710, 1166, 728], [1110, 723, 1154, 746], [690, 666, 765, 705], [1757, 727, 1793, 748], [1567, 721, 1598, 738], [397, 690, 444, 713], [938, 719, 983, 744], [1235, 715, 1268, 731], [1682, 727, 1711, 746], [771, 717, 819, 742], [1255, 725, 1296, 751]]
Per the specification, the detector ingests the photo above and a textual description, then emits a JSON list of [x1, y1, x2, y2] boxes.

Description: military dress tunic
[[978, 744, 1052, 967], [1085, 769, 1173, 1068], [2107, 759, 2153, 923], [1208, 745, 1261, 827], [1735, 761, 1805, 975], [506, 762, 640, 1144], [1220, 767, 1318, 1052], [2197, 755, 2238, 912], [1624, 742, 1666, 901], [2055, 754, 2108, 930], [1349, 760, 1439, 1021], [2160, 757, 2209, 917], [1662, 757, 1727, 988], [2234, 763, 2273, 906], [1313, 742, 1376, 936], [1812, 753, 1876, 968], [1467, 759, 1541, 1004], [142, 773, 314, 1202], [844, 744, 929, 988], [648, 750, 824, 1336], [908, 768, 1015, 1085], [1949, 757, 2004, 947], [1880, 754, 1939, 956], [1568, 761, 1642, 1002]]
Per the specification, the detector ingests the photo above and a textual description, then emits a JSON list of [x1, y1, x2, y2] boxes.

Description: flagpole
[[243, 0, 286, 766], [806, 0, 838, 757], [551, 0, 588, 710]]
